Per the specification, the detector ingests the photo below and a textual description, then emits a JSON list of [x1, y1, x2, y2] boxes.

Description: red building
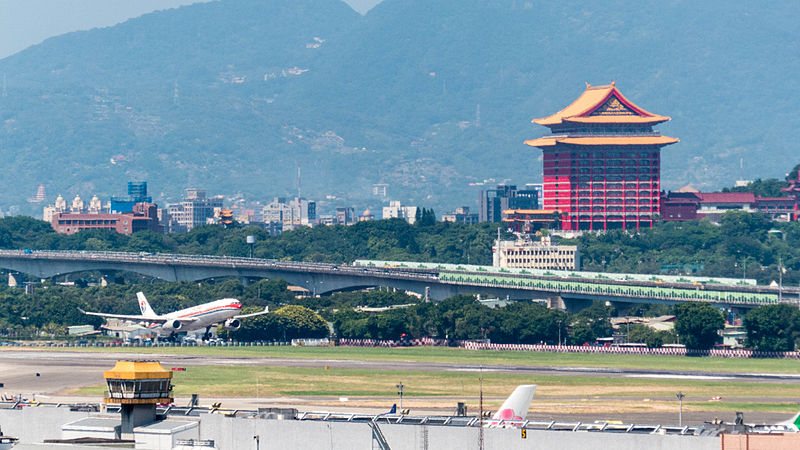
[[662, 190, 798, 222], [52, 203, 161, 235], [525, 83, 678, 231]]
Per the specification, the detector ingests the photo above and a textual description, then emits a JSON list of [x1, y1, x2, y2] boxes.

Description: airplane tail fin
[[491, 385, 536, 422], [388, 404, 396, 414], [778, 411, 800, 431], [136, 292, 157, 318]]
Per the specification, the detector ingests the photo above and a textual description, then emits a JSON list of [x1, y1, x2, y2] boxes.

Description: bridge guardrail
[[438, 272, 780, 306], [0, 250, 793, 305]]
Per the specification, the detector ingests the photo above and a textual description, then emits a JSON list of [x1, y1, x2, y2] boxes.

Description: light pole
[[676, 392, 685, 426], [396, 382, 404, 411], [742, 258, 746, 283], [557, 319, 562, 347], [779, 257, 784, 303]]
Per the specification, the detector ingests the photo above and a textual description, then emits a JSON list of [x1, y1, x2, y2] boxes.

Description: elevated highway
[[0, 250, 795, 311]]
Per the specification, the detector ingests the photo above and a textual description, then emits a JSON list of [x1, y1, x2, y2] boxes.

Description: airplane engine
[[162, 320, 182, 332], [224, 318, 241, 331]]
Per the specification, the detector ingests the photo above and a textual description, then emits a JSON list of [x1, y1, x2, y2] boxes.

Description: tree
[[625, 324, 671, 348], [569, 322, 595, 345], [788, 163, 800, 182], [273, 305, 329, 339], [743, 304, 800, 352], [569, 301, 614, 344], [219, 309, 284, 341], [674, 303, 725, 350]]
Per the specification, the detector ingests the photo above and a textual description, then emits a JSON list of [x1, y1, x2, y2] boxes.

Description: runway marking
[[625, 374, 734, 381]]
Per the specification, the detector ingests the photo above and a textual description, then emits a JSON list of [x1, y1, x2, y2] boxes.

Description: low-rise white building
[[493, 235, 580, 271]]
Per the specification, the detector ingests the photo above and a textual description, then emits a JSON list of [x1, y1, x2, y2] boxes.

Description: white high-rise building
[[166, 189, 224, 232], [261, 197, 316, 231], [382, 201, 417, 224]]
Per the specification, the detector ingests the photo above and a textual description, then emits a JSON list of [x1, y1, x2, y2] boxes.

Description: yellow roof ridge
[[532, 83, 670, 126]]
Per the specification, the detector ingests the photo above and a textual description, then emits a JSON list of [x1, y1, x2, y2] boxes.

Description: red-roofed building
[[51, 202, 161, 235], [696, 192, 756, 218], [661, 192, 701, 221], [661, 191, 798, 222], [526, 83, 678, 231], [782, 172, 800, 195], [756, 196, 798, 221]]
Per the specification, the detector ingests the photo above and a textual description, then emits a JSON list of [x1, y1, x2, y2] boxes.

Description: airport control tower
[[103, 361, 173, 436]]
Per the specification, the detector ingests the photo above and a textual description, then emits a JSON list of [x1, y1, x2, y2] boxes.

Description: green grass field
[[73, 365, 800, 414], [35, 345, 800, 374]]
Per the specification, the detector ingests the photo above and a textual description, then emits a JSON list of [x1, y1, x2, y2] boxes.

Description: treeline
[[3, 278, 800, 352], [1, 210, 798, 285], [0, 216, 503, 266]]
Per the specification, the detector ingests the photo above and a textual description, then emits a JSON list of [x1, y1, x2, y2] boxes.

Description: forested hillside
[[0, 0, 797, 215]]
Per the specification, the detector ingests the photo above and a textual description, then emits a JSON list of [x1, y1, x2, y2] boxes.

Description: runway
[[3, 349, 800, 395], [1, 349, 798, 426]]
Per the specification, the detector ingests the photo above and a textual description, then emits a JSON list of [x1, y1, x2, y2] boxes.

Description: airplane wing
[[234, 306, 269, 319], [78, 308, 199, 324]]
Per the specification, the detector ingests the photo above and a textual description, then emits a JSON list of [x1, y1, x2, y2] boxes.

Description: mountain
[[0, 0, 797, 216]]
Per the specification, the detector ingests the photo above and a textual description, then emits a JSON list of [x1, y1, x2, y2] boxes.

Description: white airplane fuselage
[[147, 298, 242, 335]]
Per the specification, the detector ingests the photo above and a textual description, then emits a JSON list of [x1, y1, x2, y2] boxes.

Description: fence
[[337, 338, 800, 359], [338, 337, 449, 347]]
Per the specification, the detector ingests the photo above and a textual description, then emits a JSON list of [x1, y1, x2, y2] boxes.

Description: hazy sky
[[0, 0, 383, 60]]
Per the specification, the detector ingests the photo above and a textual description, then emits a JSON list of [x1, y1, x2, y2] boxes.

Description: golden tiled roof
[[104, 361, 173, 380], [532, 83, 670, 126], [524, 136, 679, 148]]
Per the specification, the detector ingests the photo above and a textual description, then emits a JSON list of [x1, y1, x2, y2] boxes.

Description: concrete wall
[[198, 415, 719, 450], [0, 406, 724, 450], [199, 415, 374, 450], [382, 424, 718, 450], [0, 408, 91, 443]]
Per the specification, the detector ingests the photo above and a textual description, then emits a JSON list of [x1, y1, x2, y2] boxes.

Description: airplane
[[777, 412, 800, 431], [79, 292, 268, 340], [485, 384, 536, 428]]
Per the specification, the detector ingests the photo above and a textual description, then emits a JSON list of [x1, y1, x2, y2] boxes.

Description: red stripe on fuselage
[[177, 303, 241, 319]]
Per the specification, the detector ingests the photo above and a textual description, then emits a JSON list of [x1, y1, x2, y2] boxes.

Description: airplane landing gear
[[202, 326, 212, 341]]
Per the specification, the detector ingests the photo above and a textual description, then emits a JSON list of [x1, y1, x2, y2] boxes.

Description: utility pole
[[779, 257, 784, 303]]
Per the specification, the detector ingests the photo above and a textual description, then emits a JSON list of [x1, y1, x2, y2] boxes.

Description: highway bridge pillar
[[547, 296, 565, 310]]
